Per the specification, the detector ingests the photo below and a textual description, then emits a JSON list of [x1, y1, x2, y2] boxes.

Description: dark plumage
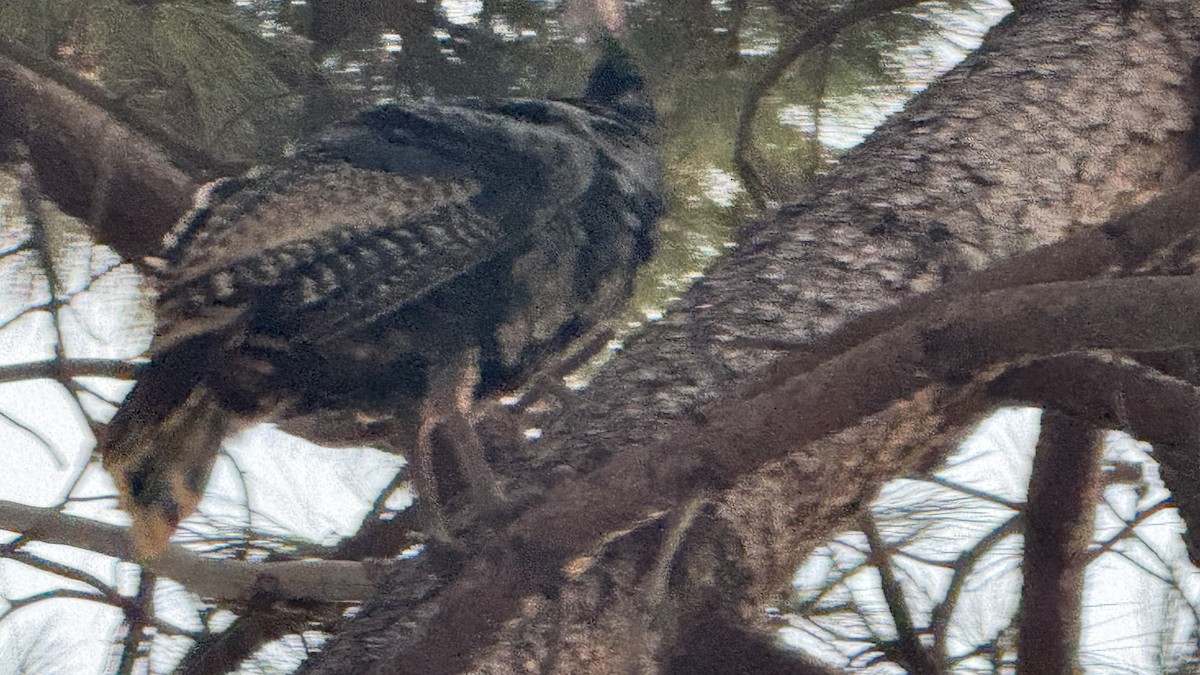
[[102, 44, 663, 557]]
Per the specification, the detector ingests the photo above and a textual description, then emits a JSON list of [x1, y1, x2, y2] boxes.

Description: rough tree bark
[[300, 0, 1200, 671]]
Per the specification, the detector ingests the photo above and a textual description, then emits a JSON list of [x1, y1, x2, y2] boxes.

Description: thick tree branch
[[312, 161, 1200, 673], [672, 167, 1200, 648], [990, 353, 1200, 566], [384, 273, 1200, 672], [1016, 411, 1103, 675], [0, 42, 197, 261], [0, 37, 234, 179], [740, 168, 1200, 378]]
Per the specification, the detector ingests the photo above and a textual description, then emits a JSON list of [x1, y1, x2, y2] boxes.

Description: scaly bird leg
[[409, 349, 507, 538]]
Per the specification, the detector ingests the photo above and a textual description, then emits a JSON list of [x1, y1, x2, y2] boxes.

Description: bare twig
[[0, 499, 378, 602], [930, 514, 1022, 659], [1087, 498, 1173, 562], [924, 475, 1022, 510], [733, 0, 926, 208], [0, 409, 65, 468], [860, 512, 942, 674], [0, 589, 195, 639]]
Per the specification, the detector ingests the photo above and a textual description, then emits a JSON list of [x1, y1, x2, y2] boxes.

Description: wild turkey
[[101, 43, 663, 557]]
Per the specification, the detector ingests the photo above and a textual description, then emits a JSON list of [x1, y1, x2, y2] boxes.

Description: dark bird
[[101, 44, 663, 557]]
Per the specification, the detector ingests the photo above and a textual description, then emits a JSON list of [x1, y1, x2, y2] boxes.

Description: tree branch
[[0, 358, 141, 384], [1086, 498, 1173, 563], [0, 499, 379, 603], [175, 609, 311, 675], [370, 4, 1200, 668], [384, 273, 1200, 672], [861, 513, 942, 674], [989, 353, 1200, 566], [0, 43, 197, 261], [930, 514, 1022, 661], [1016, 410, 1103, 675]]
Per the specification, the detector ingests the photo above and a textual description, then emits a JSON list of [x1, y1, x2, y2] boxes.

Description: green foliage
[[739, 7, 938, 198], [0, 0, 74, 55], [143, 3, 302, 160], [7, 0, 309, 163]]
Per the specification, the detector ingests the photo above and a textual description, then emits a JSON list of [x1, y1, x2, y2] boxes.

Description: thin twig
[[930, 514, 1022, 660], [0, 545, 116, 595], [0, 239, 32, 259], [17, 164, 106, 440], [924, 475, 1022, 510], [220, 449, 256, 560], [860, 511, 942, 673], [734, 0, 927, 208], [1087, 497, 1173, 562], [0, 409, 65, 468]]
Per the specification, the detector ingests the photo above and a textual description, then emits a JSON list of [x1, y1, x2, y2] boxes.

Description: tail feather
[[102, 378, 230, 558]]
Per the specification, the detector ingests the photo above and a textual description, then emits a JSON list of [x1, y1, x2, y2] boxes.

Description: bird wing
[[152, 160, 509, 354]]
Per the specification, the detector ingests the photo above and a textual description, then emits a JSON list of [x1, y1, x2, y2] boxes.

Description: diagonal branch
[[174, 608, 312, 675], [860, 512, 943, 674], [1087, 498, 1173, 563], [0, 43, 197, 261], [930, 514, 1022, 660], [382, 272, 1200, 673], [0, 499, 379, 603]]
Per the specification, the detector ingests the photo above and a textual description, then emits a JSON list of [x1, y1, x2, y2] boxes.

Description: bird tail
[[101, 370, 230, 558]]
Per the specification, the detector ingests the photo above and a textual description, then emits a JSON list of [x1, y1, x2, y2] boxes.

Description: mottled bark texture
[[303, 0, 1200, 671]]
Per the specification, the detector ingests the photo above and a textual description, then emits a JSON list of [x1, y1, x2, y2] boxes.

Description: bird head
[[583, 39, 656, 129]]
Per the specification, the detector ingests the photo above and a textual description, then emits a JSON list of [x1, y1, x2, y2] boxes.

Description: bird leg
[[410, 349, 507, 538]]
